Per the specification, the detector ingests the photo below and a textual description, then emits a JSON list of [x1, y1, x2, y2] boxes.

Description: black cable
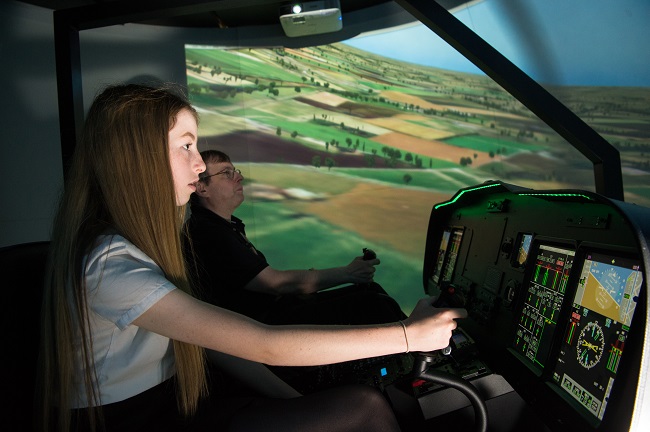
[[418, 367, 488, 432]]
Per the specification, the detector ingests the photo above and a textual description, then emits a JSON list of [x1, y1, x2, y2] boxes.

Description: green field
[[187, 47, 299, 82], [335, 167, 480, 190], [236, 199, 426, 313], [444, 134, 547, 154]]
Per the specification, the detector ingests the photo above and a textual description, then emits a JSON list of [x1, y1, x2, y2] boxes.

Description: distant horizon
[[344, 0, 649, 87]]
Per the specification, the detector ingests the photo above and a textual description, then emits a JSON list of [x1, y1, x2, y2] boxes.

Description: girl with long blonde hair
[[36, 83, 465, 431]]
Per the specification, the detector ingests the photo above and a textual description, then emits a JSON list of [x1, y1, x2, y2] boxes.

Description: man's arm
[[244, 255, 380, 295]]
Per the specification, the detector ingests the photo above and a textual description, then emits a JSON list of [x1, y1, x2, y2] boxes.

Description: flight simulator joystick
[[412, 283, 489, 432], [359, 248, 377, 288], [433, 281, 466, 308], [362, 247, 376, 260]]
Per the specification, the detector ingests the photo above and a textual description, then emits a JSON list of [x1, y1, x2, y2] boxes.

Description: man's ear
[[195, 181, 208, 196]]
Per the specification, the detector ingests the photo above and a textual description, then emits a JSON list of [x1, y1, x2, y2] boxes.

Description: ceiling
[[15, 0, 473, 29]]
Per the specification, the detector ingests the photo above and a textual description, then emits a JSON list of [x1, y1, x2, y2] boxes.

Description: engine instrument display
[[512, 242, 575, 374]]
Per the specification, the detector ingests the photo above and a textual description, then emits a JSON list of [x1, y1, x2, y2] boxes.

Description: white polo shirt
[[72, 234, 177, 407]]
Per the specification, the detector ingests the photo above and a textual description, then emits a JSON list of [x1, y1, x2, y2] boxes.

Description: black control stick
[[412, 355, 488, 432], [362, 247, 376, 260], [359, 248, 378, 289], [412, 283, 489, 432]]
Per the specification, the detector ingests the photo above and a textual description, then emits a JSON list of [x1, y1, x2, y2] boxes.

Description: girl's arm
[[133, 289, 466, 366]]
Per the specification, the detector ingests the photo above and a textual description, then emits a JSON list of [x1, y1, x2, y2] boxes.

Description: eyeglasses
[[201, 167, 242, 181]]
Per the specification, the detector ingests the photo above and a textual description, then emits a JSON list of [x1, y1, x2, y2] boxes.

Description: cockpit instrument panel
[[421, 181, 648, 432]]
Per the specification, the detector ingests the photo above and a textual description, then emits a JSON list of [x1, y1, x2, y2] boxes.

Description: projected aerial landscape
[[185, 42, 650, 311]]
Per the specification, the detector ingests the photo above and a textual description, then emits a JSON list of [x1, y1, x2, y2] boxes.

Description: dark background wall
[[1, 1, 193, 247]]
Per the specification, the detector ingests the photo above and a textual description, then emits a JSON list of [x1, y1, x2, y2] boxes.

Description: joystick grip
[[433, 282, 465, 308], [362, 248, 376, 260]]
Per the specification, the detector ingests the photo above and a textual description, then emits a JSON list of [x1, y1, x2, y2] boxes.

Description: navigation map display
[[551, 251, 643, 420]]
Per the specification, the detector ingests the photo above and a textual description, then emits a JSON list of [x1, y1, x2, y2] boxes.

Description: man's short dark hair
[[190, 150, 233, 206], [198, 150, 232, 184]]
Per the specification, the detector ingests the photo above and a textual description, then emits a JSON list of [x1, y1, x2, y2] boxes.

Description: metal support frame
[[53, 12, 83, 182]]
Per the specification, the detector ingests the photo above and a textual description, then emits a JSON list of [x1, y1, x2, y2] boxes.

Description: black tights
[[225, 385, 401, 432]]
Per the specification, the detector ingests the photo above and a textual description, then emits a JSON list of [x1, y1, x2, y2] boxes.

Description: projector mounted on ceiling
[[279, 0, 342, 38]]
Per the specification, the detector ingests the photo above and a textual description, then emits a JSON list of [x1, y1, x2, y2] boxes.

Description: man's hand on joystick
[[362, 247, 376, 261]]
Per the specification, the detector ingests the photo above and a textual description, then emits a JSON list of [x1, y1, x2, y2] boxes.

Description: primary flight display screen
[[513, 232, 534, 268], [550, 251, 643, 420], [512, 242, 575, 374]]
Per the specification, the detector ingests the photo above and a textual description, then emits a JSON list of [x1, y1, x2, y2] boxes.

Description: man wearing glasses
[[183, 150, 406, 326]]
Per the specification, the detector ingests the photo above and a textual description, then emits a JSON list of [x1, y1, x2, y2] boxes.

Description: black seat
[[0, 241, 50, 430]]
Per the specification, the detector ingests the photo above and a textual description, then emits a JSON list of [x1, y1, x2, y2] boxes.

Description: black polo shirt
[[183, 204, 275, 320]]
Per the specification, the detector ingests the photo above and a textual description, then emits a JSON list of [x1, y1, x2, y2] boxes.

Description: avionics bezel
[[508, 237, 578, 377]]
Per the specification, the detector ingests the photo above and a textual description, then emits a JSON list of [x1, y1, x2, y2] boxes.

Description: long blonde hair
[[37, 84, 207, 431]]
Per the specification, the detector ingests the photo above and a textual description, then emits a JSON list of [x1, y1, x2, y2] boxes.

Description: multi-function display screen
[[551, 251, 643, 420], [431, 229, 451, 286], [512, 243, 575, 374], [431, 227, 464, 286]]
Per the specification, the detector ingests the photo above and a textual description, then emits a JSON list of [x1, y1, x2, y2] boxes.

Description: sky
[[344, 0, 650, 87]]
